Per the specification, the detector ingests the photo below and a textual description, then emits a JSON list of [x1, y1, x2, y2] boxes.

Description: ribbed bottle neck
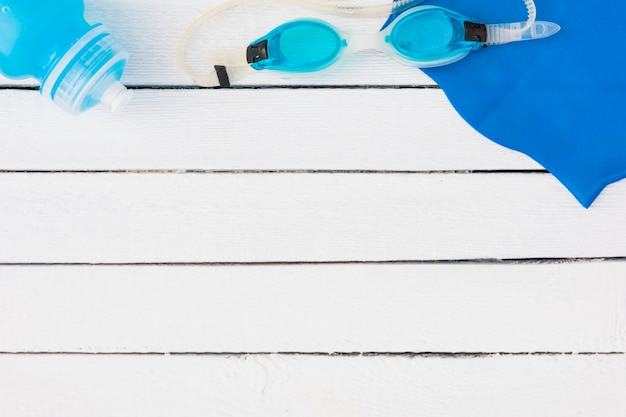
[[40, 25, 131, 114]]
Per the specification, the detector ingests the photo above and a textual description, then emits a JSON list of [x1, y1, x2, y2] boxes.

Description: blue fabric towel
[[416, 0, 626, 207]]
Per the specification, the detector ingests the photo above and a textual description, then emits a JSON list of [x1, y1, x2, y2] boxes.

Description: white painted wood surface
[[1, 264, 625, 353], [1, 0, 625, 415], [2, 354, 626, 417]]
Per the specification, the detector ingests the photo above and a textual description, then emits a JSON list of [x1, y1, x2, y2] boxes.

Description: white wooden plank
[[0, 173, 625, 263], [0, 89, 537, 171], [1, 354, 625, 417], [1, 263, 625, 353]]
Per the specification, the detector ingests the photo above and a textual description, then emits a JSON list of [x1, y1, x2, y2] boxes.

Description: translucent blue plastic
[[0, 1, 88, 79], [0, 0, 131, 114], [248, 6, 487, 73], [249, 20, 346, 72], [385, 6, 484, 66]]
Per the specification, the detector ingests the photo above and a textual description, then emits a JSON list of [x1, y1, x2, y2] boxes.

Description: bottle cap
[[100, 81, 134, 114]]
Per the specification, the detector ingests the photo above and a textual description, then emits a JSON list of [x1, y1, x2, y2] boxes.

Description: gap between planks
[[0, 257, 625, 266], [0, 352, 624, 357]]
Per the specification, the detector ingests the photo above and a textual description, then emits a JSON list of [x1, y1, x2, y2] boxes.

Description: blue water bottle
[[0, 0, 132, 114]]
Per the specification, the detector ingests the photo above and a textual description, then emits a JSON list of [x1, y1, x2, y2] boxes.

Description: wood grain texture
[[0, 173, 625, 263], [1, 263, 624, 353], [0, 89, 536, 171], [1, 354, 625, 417], [1, 0, 624, 414]]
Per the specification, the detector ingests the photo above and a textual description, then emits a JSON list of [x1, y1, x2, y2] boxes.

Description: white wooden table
[[1, 1, 625, 415]]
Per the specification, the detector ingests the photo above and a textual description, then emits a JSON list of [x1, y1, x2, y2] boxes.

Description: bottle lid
[[100, 81, 134, 114]]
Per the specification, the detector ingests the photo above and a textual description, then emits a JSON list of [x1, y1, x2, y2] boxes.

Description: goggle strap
[[214, 65, 231, 87], [485, 21, 560, 45], [177, 0, 426, 84], [191, 47, 254, 87], [192, 64, 255, 87]]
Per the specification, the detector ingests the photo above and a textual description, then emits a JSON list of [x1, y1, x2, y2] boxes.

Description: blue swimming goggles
[[177, 0, 559, 87]]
